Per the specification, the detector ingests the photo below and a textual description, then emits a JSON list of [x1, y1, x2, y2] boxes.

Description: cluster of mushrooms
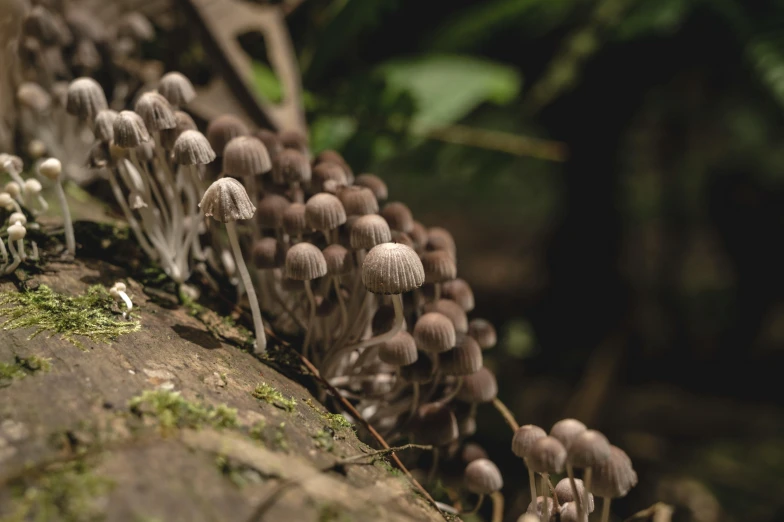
[[1, 5, 644, 521]]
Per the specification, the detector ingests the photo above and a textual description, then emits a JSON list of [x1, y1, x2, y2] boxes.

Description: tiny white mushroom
[[23, 178, 49, 214], [39, 158, 75, 256], [109, 282, 133, 319], [0, 192, 22, 214], [4, 222, 27, 274]]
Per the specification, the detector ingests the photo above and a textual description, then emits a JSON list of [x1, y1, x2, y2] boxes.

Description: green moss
[[0, 285, 140, 348], [373, 459, 402, 477], [312, 428, 335, 452], [274, 422, 288, 450], [129, 390, 238, 432], [215, 455, 262, 488], [0, 355, 52, 387], [252, 383, 297, 412], [0, 460, 113, 522], [318, 504, 352, 522], [249, 420, 267, 442], [304, 399, 354, 431]]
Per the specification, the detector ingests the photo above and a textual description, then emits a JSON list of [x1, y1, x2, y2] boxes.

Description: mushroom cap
[[8, 222, 26, 241], [511, 424, 547, 459], [550, 419, 588, 451], [554, 479, 594, 512], [399, 354, 434, 384], [254, 129, 283, 162], [414, 403, 458, 446], [305, 193, 346, 231], [526, 496, 555, 519], [443, 278, 475, 312], [337, 186, 378, 216], [134, 91, 176, 132], [311, 162, 347, 191], [381, 202, 414, 233], [413, 312, 456, 354], [350, 214, 391, 250], [38, 157, 62, 181], [361, 243, 424, 294], [568, 429, 611, 468], [456, 366, 497, 403], [422, 250, 457, 284], [253, 238, 287, 269], [468, 318, 497, 350], [200, 177, 256, 223], [427, 226, 457, 260], [409, 221, 428, 250], [93, 109, 118, 143], [439, 335, 482, 376], [158, 71, 196, 107], [282, 202, 307, 236], [113, 110, 149, 148], [559, 502, 588, 522], [464, 458, 503, 495], [391, 231, 415, 249], [4, 182, 21, 198], [223, 136, 272, 177], [461, 443, 488, 463], [17, 82, 51, 112], [9, 212, 27, 225], [256, 194, 291, 229], [315, 150, 352, 180], [66, 77, 107, 121], [206, 114, 249, 155], [161, 110, 198, 150], [279, 129, 309, 154], [527, 436, 567, 474], [378, 331, 418, 366], [424, 299, 468, 334], [591, 445, 638, 499], [354, 173, 388, 201], [173, 130, 216, 165], [322, 244, 353, 276], [276, 148, 311, 184], [285, 242, 327, 281], [23, 178, 42, 195]]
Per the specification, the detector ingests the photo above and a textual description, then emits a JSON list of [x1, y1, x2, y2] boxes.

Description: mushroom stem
[[601, 497, 611, 522], [334, 276, 348, 336], [490, 491, 504, 522], [584, 467, 593, 509], [0, 237, 7, 266], [303, 279, 316, 358], [492, 397, 519, 431], [525, 459, 537, 505], [434, 282, 441, 301], [117, 290, 133, 317], [17, 239, 26, 261], [566, 463, 584, 519], [5, 240, 21, 274], [225, 220, 267, 353], [541, 473, 550, 522], [53, 178, 75, 255], [407, 382, 420, 423], [106, 168, 158, 260], [461, 494, 485, 515]]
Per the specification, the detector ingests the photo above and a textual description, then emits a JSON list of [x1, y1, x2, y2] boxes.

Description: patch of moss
[[312, 428, 335, 452], [252, 382, 297, 412], [274, 422, 288, 451], [249, 420, 267, 442], [0, 355, 51, 387], [373, 459, 402, 477], [129, 390, 238, 432], [318, 503, 352, 522], [1, 460, 113, 522], [304, 398, 354, 431], [215, 455, 263, 488], [0, 284, 139, 348]]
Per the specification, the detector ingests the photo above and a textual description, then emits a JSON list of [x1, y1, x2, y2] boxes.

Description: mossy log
[[0, 248, 445, 521]]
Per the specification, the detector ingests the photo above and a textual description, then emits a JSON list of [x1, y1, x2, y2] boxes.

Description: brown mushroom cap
[[413, 312, 456, 354], [206, 114, 249, 155], [568, 429, 611, 468], [337, 185, 379, 216], [555, 479, 594, 512], [443, 278, 475, 312], [255, 129, 283, 163], [550, 419, 588, 451], [354, 173, 388, 201], [311, 162, 348, 191], [305, 193, 346, 231], [282, 202, 307, 236], [424, 299, 468, 334], [427, 226, 457, 260], [113, 110, 149, 148], [161, 110, 198, 150], [468, 318, 497, 350], [223, 136, 272, 177], [277, 148, 311, 184], [456, 367, 498, 403], [381, 202, 414, 233], [322, 244, 353, 276], [414, 403, 458, 446], [527, 436, 567, 474], [172, 130, 216, 165], [93, 109, 117, 143], [158, 71, 196, 108], [378, 331, 418, 366], [422, 250, 457, 284], [285, 242, 328, 281], [361, 243, 424, 295], [350, 214, 391, 250], [134, 91, 176, 132], [591, 446, 638, 499], [200, 177, 256, 223], [440, 335, 482, 376], [526, 497, 555, 519], [66, 77, 107, 121], [511, 424, 547, 459], [256, 194, 290, 229], [461, 443, 488, 463], [253, 238, 287, 269], [464, 458, 503, 495]]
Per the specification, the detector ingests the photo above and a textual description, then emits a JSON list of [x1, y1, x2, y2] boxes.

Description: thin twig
[[423, 124, 568, 162], [334, 443, 432, 465], [492, 397, 520, 432]]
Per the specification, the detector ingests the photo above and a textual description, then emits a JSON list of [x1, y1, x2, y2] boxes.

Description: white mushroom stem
[[541, 472, 550, 522], [334, 276, 348, 336], [117, 289, 133, 316], [525, 459, 538, 506], [5, 240, 21, 274], [35, 194, 49, 213], [106, 168, 158, 260], [601, 497, 611, 522], [303, 279, 317, 359], [225, 220, 266, 353], [53, 177, 75, 255], [17, 239, 26, 261], [566, 463, 584, 519], [0, 237, 7, 265], [31, 241, 39, 260]]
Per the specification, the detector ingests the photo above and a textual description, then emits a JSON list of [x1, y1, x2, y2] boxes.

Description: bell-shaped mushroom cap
[[362, 243, 424, 295], [38, 157, 62, 181], [279, 129, 309, 153], [550, 419, 587, 451], [569, 429, 612, 468], [200, 177, 256, 223], [512, 424, 547, 459], [23, 6, 59, 43], [72, 39, 100, 71], [23, 178, 42, 196], [337, 186, 378, 216], [354, 173, 388, 201], [526, 497, 555, 519], [255, 129, 283, 162], [350, 214, 391, 250], [427, 226, 457, 260], [17, 82, 51, 113], [399, 354, 433, 384], [256, 194, 290, 229], [414, 403, 458, 446], [559, 502, 588, 522], [468, 318, 497, 350], [379, 331, 418, 366], [134, 91, 176, 132], [93, 109, 118, 143], [409, 221, 428, 250], [161, 110, 197, 150], [173, 130, 216, 165], [8, 222, 27, 241], [464, 458, 503, 495], [591, 446, 638, 499], [528, 436, 567, 474], [443, 278, 475, 312], [440, 335, 482, 376], [517, 514, 540, 522], [311, 162, 347, 191], [555, 479, 594, 512], [322, 244, 353, 276], [282, 202, 307, 236], [462, 443, 488, 463], [66, 77, 107, 121], [113, 110, 150, 148], [276, 148, 311, 183], [381, 202, 414, 233], [118, 12, 154, 41], [158, 71, 196, 107], [285, 243, 327, 281], [457, 408, 477, 437], [223, 136, 272, 176], [424, 299, 468, 334], [392, 231, 415, 249], [456, 366, 497, 403], [413, 312, 456, 354], [253, 237, 287, 269], [422, 250, 457, 284], [206, 114, 249, 155], [306, 193, 346, 231]]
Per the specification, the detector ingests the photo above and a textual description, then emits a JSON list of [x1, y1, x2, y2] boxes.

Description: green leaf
[[376, 54, 522, 132], [251, 61, 282, 103], [309, 115, 358, 154], [613, 0, 691, 41]]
